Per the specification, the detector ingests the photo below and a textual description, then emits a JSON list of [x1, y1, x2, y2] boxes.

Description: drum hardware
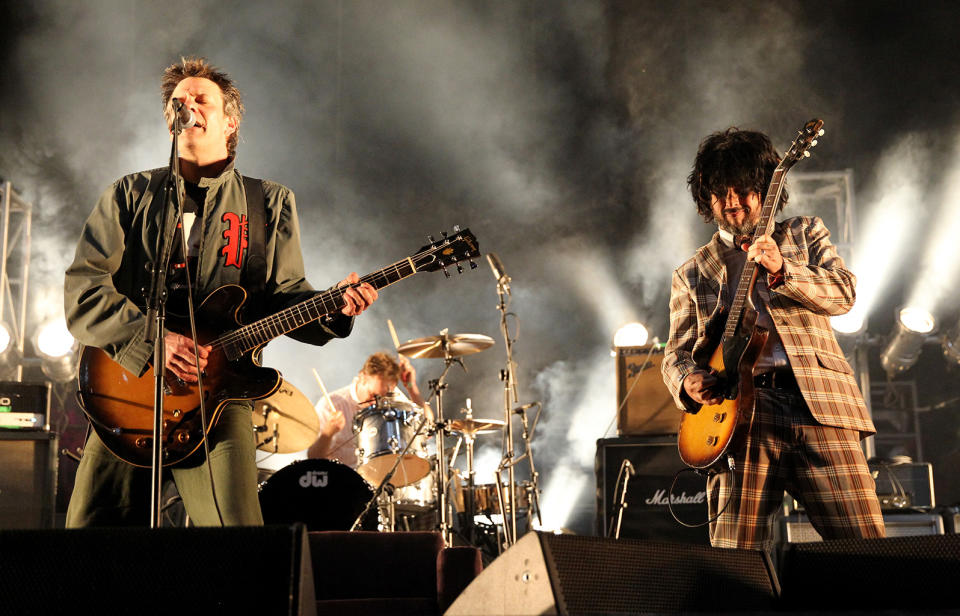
[[396, 332, 494, 359], [251, 380, 320, 453]]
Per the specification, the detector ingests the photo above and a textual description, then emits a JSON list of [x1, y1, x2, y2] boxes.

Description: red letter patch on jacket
[[221, 212, 249, 269]]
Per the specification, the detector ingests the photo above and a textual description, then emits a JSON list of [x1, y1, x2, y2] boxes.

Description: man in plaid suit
[[662, 128, 885, 549]]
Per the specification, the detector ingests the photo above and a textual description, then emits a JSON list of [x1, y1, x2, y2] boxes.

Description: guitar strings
[[208, 243, 442, 353]]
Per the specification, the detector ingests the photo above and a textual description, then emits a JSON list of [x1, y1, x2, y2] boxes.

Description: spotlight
[[880, 307, 936, 377], [831, 309, 866, 336], [33, 318, 78, 383], [612, 322, 649, 349]]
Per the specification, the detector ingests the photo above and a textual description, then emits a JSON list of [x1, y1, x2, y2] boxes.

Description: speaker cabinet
[[779, 534, 960, 612], [782, 511, 944, 543], [0, 430, 58, 528], [0, 524, 316, 615], [616, 345, 678, 436], [596, 436, 709, 543], [447, 531, 778, 615]]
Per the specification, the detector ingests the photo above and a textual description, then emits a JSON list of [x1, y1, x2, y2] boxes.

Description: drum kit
[[252, 329, 541, 553]]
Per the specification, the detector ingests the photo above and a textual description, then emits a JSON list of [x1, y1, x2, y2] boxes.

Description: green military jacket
[[64, 160, 351, 376]]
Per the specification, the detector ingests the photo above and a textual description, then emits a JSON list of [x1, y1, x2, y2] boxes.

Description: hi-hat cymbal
[[397, 333, 495, 359], [447, 417, 506, 436], [252, 380, 319, 453]]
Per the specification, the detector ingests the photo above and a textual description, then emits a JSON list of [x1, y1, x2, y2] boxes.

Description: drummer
[[307, 351, 433, 467]]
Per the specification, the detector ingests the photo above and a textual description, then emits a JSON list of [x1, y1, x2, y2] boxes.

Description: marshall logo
[[645, 488, 707, 506], [220, 212, 249, 269], [299, 470, 328, 488]]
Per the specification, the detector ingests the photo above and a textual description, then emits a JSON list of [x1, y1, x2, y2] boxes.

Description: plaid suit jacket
[[662, 216, 875, 435]]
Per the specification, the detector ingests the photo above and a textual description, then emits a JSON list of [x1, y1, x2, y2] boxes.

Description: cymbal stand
[[429, 344, 460, 546], [515, 402, 543, 529], [493, 276, 520, 546]]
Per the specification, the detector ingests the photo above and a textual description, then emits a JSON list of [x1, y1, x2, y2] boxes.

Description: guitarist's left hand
[[746, 234, 783, 274], [337, 272, 378, 316]]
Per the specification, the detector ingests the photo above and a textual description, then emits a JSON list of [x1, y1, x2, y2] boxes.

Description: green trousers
[[66, 403, 263, 527]]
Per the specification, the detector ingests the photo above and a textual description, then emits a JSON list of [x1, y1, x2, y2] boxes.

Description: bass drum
[[258, 459, 379, 531]]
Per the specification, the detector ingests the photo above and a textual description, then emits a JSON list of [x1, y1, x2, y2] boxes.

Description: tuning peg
[[427, 234, 436, 244], [452, 224, 461, 233], [456, 263, 464, 274], [469, 260, 478, 270], [818, 129, 825, 137], [441, 230, 448, 239], [441, 265, 451, 278], [811, 139, 818, 147], [803, 151, 811, 158]]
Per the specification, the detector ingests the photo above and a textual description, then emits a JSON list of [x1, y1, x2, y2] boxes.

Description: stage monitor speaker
[[0, 430, 58, 528], [616, 345, 678, 435], [596, 435, 709, 544], [0, 524, 316, 615], [779, 534, 960, 612], [446, 531, 778, 615]]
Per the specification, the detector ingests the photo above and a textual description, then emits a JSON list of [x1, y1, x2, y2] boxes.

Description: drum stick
[[312, 368, 336, 419], [387, 319, 400, 349]]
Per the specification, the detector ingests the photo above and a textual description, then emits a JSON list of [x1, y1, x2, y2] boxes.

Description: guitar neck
[[722, 166, 788, 340], [220, 258, 418, 359]]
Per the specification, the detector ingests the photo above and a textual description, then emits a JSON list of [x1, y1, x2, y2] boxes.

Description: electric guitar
[[677, 120, 824, 470], [76, 227, 480, 467]]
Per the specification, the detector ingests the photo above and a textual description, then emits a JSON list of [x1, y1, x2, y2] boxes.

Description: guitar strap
[[242, 175, 267, 303]]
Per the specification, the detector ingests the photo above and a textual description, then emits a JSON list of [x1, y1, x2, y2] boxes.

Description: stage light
[[831, 308, 866, 336], [613, 322, 648, 349], [33, 318, 78, 382], [880, 307, 936, 377]]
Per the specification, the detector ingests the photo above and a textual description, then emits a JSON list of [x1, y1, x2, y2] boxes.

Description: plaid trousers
[[707, 387, 885, 550]]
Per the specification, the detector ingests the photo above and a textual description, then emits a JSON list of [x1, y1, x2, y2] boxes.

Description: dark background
[[1, 0, 957, 532]]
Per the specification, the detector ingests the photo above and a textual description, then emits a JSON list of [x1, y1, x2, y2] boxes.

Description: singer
[[63, 57, 379, 527]]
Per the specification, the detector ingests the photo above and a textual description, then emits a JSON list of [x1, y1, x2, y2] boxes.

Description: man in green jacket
[[64, 57, 378, 526]]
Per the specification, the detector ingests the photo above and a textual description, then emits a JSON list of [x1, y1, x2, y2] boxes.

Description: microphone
[[486, 253, 511, 294], [512, 401, 539, 414], [172, 98, 196, 129]]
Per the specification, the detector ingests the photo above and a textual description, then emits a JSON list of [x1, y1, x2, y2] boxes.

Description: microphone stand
[[610, 459, 633, 539], [142, 104, 188, 528], [493, 274, 520, 546]]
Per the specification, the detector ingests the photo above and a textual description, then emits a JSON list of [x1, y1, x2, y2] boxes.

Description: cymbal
[[397, 333, 495, 359], [252, 380, 320, 453], [447, 417, 506, 436]]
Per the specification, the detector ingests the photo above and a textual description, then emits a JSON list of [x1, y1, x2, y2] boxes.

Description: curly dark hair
[[687, 128, 787, 222], [160, 57, 244, 157]]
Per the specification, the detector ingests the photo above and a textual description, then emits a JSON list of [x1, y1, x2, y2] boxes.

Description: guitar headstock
[[413, 226, 480, 277], [781, 118, 825, 170]]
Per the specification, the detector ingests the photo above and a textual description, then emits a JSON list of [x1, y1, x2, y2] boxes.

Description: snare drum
[[258, 459, 379, 531], [354, 399, 430, 488], [466, 482, 531, 517]]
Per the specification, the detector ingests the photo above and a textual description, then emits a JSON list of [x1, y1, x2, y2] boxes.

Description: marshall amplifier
[[596, 435, 710, 544], [0, 382, 51, 431]]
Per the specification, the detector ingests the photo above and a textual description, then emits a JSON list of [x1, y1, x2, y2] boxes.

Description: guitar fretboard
[[216, 258, 417, 360]]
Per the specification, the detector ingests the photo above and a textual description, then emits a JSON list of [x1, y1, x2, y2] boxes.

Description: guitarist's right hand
[[683, 369, 724, 407], [164, 332, 212, 383]]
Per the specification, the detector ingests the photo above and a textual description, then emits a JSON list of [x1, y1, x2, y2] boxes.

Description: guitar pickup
[[713, 412, 727, 423]]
